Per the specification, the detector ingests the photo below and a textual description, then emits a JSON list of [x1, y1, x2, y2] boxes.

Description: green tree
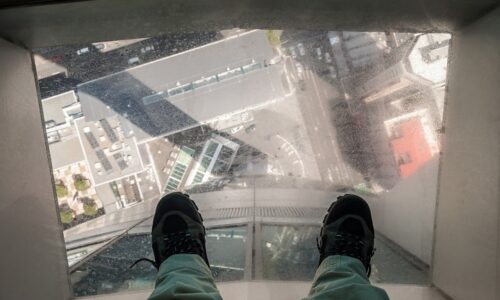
[[59, 204, 74, 224], [60, 210, 73, 224], [55, 183, 68, 198], [74, 178, 90, 191], [83, 204, 98, 216], [81, 197, 98, 216]]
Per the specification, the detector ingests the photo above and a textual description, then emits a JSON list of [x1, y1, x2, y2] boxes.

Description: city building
[[74, 115, 160, 213], [341, 31, 389, 70], [42, 91, 104, 222], [356, 33, 450, 188], [35, 33, 218, 98], [69, 30, 285, 213], [184, 134, 240, 187], [77, 30, 283, 142]]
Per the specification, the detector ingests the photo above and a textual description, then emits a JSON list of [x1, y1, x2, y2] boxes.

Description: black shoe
[[132, 192, 209, 269], [317, 194, 375, 276]]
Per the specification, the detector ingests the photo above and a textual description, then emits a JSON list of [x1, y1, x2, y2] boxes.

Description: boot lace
[[317, 232, 375, 276], [131, 232, 203, 270]]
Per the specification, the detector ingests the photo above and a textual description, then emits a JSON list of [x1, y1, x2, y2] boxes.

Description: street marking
[[276, 134, 305, 177], [327, 168, 334, 182], [146, 142, 162, 192], [134, 173, 144, 200], [133, 136, 145, 169]]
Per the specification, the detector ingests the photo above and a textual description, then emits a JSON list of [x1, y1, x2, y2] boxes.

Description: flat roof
[[80, 64, 285, 140], [75, 118, 144, 186], [94, 184, 119, 214], [42, 91, 77, 125], [48, 136, 85, 169], [79, 30, 273, 88], [78, 30, 283, 139]]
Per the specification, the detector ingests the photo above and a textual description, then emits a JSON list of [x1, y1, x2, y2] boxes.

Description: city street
[[226, 99, 322, 180], [284, 54, 363, 187]]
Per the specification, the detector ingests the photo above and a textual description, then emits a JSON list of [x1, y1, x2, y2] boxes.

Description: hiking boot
[[134, 192, 209, 269], [317, 194, 375, 276]]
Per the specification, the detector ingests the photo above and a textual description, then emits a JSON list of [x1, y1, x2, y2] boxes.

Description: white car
[[325, 52, 333, 63], [315, 47, 322, 60], [297, 43, 306, 56], [141, 45, 155, 53], [128, 57, 140, 65], [76, 47, 90, 55], [288, 47, 297, 58], [329, 35, 340, 45], [295, 62, 304, 79]]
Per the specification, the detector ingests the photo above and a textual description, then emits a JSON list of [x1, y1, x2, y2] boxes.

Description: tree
[[59, 204, 74, 224], [74, 178, 90, 191], [81, 197, 98, 216], [83, 204, 98, 216], [73, 174, 90, 191], [55, 182, 68, 198]]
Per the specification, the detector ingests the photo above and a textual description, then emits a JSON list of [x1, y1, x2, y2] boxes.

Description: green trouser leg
[[305, 255, 389, 300], [148, 254, 222, 300]]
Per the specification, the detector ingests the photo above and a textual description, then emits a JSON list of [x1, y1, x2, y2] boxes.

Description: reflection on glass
[[36, 29, 450, 297], [71, 234, 156, 297], [207, 227, 247, 282], [261, 225, 429, 284], [262, 226, 319, 280], [70, 226, 247, 297]]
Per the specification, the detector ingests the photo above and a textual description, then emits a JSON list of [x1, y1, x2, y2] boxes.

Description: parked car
[[295, 62, 304, 79], [315, 47, 322, 60], [76, 47, 90, 55], [324, 52, 333, 63], [297, 43, 306, 56], [128, 57, 140, 65], [141, 45, 155, 53]]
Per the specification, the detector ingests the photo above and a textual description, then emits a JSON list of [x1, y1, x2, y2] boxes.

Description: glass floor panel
[[35, 29, 450, 297]]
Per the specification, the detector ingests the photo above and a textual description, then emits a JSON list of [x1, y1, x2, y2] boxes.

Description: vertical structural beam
[[0, 39, 71, 299], [433, 8, 500, 300]]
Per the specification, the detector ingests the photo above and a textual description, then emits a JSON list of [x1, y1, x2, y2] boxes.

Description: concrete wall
[[368, 156, 439, 265], [0, 38, 72, 299], [432, 7, 500, 300]]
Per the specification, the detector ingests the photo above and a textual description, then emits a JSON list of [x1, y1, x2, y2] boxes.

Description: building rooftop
[[48, 136, 85, 169], [75, 117, 144, 186], [77, 30, 283, 140], [42, 91, 78, 126], [357, 33, 450, 100], [407, 33, 450, 84]]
